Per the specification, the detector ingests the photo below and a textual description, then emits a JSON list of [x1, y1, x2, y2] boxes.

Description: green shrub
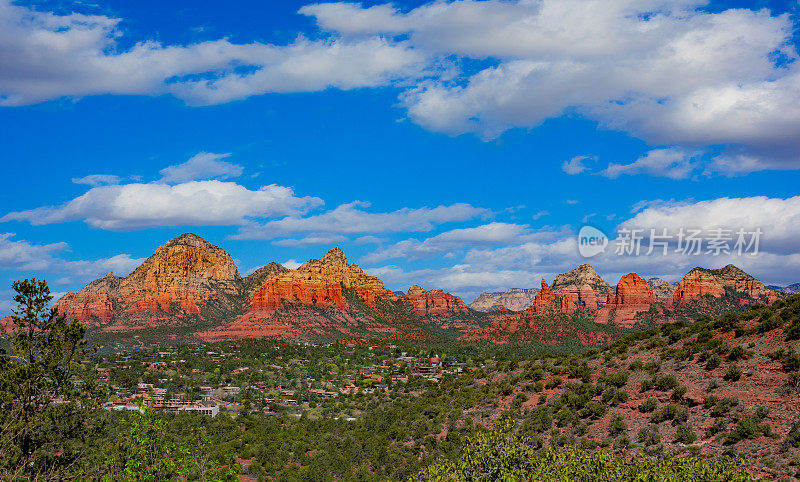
[[706, 354, 722, 370], [676, 424, 697, 444], [724, 364, 742, 382], [654, 374, 679, 391], [412, 421, 752, 481], [609, 414, 627, 436], [545, 377, 563, 390], [639, 398, 658, 413]]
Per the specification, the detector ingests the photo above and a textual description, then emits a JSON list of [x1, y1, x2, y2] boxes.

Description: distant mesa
[[469, 288, 539, 312]]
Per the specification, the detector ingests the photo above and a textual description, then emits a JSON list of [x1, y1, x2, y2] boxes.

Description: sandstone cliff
[[55, 233, 242, 329], [596, 273, 655, 326], [647, 277, 677, 303], [550, 264, 610, 311], [469, 288, 539, 312], [673, 265, 777, 305]]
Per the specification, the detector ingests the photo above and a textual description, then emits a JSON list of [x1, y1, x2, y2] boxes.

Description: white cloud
[[3, 153, 323, 230], [272, 234, 348, 247], [532, 211, 549, 220], [159, 152, 243, 183], [3, 0, 800, 175], [233, 201, 489, 239], [3, 180, 322, 230], [362, 222, 562, 263], [600, 148, 700, 180], [620, 196, 800, 255], [354, 235, 386, 245], [363, 196, 800, 299], [282, 259, 302, 270], [72, 174, 121, 187], [0, 1, 426, 106], [562, 155, 593, 175], [0, 233, 143, 280], [0, 233, 68, 271], [303, 0, 800, 173]]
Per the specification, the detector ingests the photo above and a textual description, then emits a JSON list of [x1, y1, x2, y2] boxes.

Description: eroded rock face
[[647, 277, 677, 303], [469, 288, 539, 312], [551, 264, 611, 311], [0, 316, 14, 335], [596, 273, 655, 326], [55, 272, 122, 323], [119, 233, 240, 316], [246, 247, 395, 316], [404, 285, 470, 317], [673, 265, 777, 305], [54, 233, 241, 327]]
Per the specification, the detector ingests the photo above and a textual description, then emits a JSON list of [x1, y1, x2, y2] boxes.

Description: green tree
[[0, 278, 101, 480]]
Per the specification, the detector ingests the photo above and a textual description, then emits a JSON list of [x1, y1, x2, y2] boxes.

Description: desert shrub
[[725, 412, 773, 445], [675, 424, 697, 444], [598, 371, 629, 388], [756, 315, 782, 333], [654, 374, 679, 391], [638, 426, 660, 446], [710, 397, 738, 418], [784, 418, 800, 449], [601, 387, 628, 406], [782, 351, 800, 372], [724, 364, 742, 382], [707, 418, 728, 437], [640, 379, 654, 392], [728, 346, 747, 361], [545, 377, 563, 390], [511, 393, 528, 410], [706, 354, 722, 370], [628, 360, 645, 371], [639, 398, 658, 413], [578, 401, 607, 420], [609, 414, 627, 436], [671, 385, 687, 402]]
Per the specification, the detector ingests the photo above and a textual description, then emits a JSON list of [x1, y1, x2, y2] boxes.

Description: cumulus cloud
[[0, 233, 68, 271], [362, 222, 564, 263], [281, 259, 303, 270], [2, 180, 322, 230], [0, 233, 143, 280], [159, 152, 243, 183], [600, 148, 701, 180], [3, 0, 800, 174], [363, 196, 800, 299], [233, 201, 489, 239], [619, 196, 800, 255], [303, 0, 800, 173], [0, 0, 426, 106]]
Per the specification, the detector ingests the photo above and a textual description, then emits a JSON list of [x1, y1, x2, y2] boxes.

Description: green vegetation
[[412, 421, 750, 481], [2, 280, 800, 480]]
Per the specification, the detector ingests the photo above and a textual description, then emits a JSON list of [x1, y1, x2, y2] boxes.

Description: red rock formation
[[550, 264, 610, 311], [673, 265, 777, 305], [55, 233, 242, 327], [246, 247, 394, 316], [404, 285, 470, 317], [55, 272, 121, 323], [0, 316, 14, 335], [596, 273, 655, 326]]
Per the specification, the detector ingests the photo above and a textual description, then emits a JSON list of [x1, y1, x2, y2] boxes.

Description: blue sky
[[1, 0, 800, 311]]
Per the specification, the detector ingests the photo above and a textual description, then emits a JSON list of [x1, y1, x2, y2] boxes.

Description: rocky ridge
[[469, 288, 539, 312]]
